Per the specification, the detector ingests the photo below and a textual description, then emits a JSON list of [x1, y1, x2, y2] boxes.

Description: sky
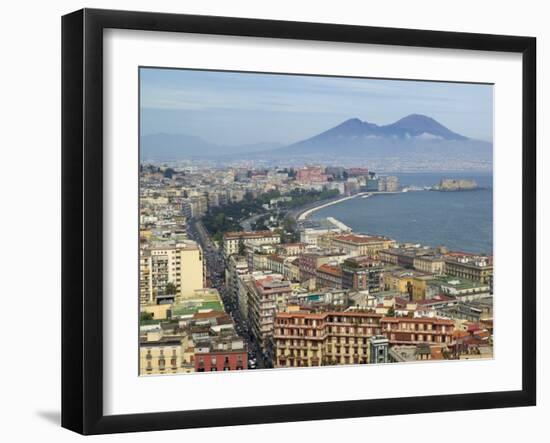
[[140, 67, 494, 146]]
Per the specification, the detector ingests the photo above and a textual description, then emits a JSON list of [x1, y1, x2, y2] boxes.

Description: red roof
[[334, 234, 389, 244], [317, 264, 343, 277]]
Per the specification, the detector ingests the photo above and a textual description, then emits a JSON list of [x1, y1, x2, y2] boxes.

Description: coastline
[[296, 192, 370, 221], [295, 190, 403, 221]]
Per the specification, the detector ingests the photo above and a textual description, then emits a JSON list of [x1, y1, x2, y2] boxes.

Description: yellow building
[[413, 255, 445, 274], [383, 269, 433, 301], [141, 304, 171, 320], [139, 331, 194, 375], [444, 254, 493, 286], [140, 240, 204, 305], [223, 231, 281, 257], [331, 234, 396, 257]]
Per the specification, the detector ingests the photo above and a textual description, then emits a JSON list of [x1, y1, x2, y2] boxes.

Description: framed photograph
[[61, 8, 536, 435]]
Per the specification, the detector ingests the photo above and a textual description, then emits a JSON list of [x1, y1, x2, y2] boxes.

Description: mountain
[[140, 133, 282, 160], [302, 114, 467, 142], [141, 115, 492, 171], [262, 114, 492, 171]]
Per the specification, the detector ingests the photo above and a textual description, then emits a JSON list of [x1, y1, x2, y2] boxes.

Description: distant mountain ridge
[[140, 114, 492, 171], [306, 114, 468, 142], [262, 114, 491, 170], [140, 133, 282, 160]]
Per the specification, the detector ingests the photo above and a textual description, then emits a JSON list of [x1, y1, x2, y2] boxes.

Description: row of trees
[[202, 188, 340, 244]]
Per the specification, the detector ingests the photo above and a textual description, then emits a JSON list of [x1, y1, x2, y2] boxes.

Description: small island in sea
[[433, 178, 479, 192]]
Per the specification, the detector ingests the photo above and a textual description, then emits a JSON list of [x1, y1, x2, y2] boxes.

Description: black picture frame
[[61, 8, 537, 435]]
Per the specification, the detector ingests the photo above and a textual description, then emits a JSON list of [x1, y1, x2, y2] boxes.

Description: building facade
[[223, 231, 281, 256], [140, 240, 204, 305], [331, 234, 396, 257], [381, 317, 455, 345], [342, 256, 383, 293], [274, 311, 384, 367], [195, 336, 247, 372], [444, 254, 493, 288], [247, 276, 293, 353]]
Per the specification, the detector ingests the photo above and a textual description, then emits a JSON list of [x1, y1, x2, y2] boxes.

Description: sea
[[311, 172, 493, 254]]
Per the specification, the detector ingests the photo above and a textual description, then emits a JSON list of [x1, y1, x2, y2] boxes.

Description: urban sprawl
[[140, 164, 493, 375]]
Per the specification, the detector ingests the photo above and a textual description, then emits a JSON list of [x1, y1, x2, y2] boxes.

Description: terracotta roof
[[193, 311, 226, 320], [381, 317, 454, 325], [268, 254, 286, 264], [224, 230, 277, 239], [430, 345, 444, 360], [334, 234, 390, 244], [317, 263, 343, 277], [276, 310, 382, 320]]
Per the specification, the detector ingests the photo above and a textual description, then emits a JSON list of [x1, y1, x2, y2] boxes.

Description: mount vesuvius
[[141, 114, 492, 171]]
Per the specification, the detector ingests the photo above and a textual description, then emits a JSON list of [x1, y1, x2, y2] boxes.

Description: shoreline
[[296, 192, 370, 221], [296, 190, 403, 221]]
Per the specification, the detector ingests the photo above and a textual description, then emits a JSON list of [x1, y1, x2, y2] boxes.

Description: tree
[[163, 167, 175, 179], [387, 305, 395, 317], [165, 282, 177, 295], [140, 311, 154, 321], [238, 238, 246, 256]]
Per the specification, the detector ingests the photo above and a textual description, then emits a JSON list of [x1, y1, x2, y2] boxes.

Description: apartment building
[[223, 230, 281, 256], [443, 253, 493, 287], [381, 317, 455, 346], [195, 335, 247, 372], [140, 240, 204, 305], [341, 256, 383, 293], [225, 255, 249, 306], [382, 269, 433, 302], [139, 330, 194, 375], [247, 276, 293, 352], [273, 310, 384, 367], [316, 264, 343, 289], [331, 233, 396, 257]]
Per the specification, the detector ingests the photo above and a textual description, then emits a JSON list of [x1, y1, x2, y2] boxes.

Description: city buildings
[[341, 256, 383, 293], [139, 162, 494, 374], [382, 269, 433, 301], [381, 317, 455, 345], [331, 233, 396, 256], [295, 165, 329, 184], [140, 330, 195, 375], [139, 240, 204, 305], [247, 275, 293, 354], [195, 335, 247, 372], [443, 253, 493, 287], [273, 310, 383, 367], [223, 231, 281, 256], [316, 264, 343, 289]]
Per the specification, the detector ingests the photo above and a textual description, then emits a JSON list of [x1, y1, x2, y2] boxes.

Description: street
[[187, 219, 267, 369]]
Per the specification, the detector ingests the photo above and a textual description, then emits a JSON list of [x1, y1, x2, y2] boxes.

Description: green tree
[[238, 238, 246, 256], [163, 168, 175, 179], [140, 311, 154, 321], [165, 282, 177, 295]]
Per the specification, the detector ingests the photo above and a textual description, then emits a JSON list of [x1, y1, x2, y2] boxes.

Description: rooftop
[[317, 263, 343, 277], [224, 230, 278, 240], [333, 234, 391, 244]]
